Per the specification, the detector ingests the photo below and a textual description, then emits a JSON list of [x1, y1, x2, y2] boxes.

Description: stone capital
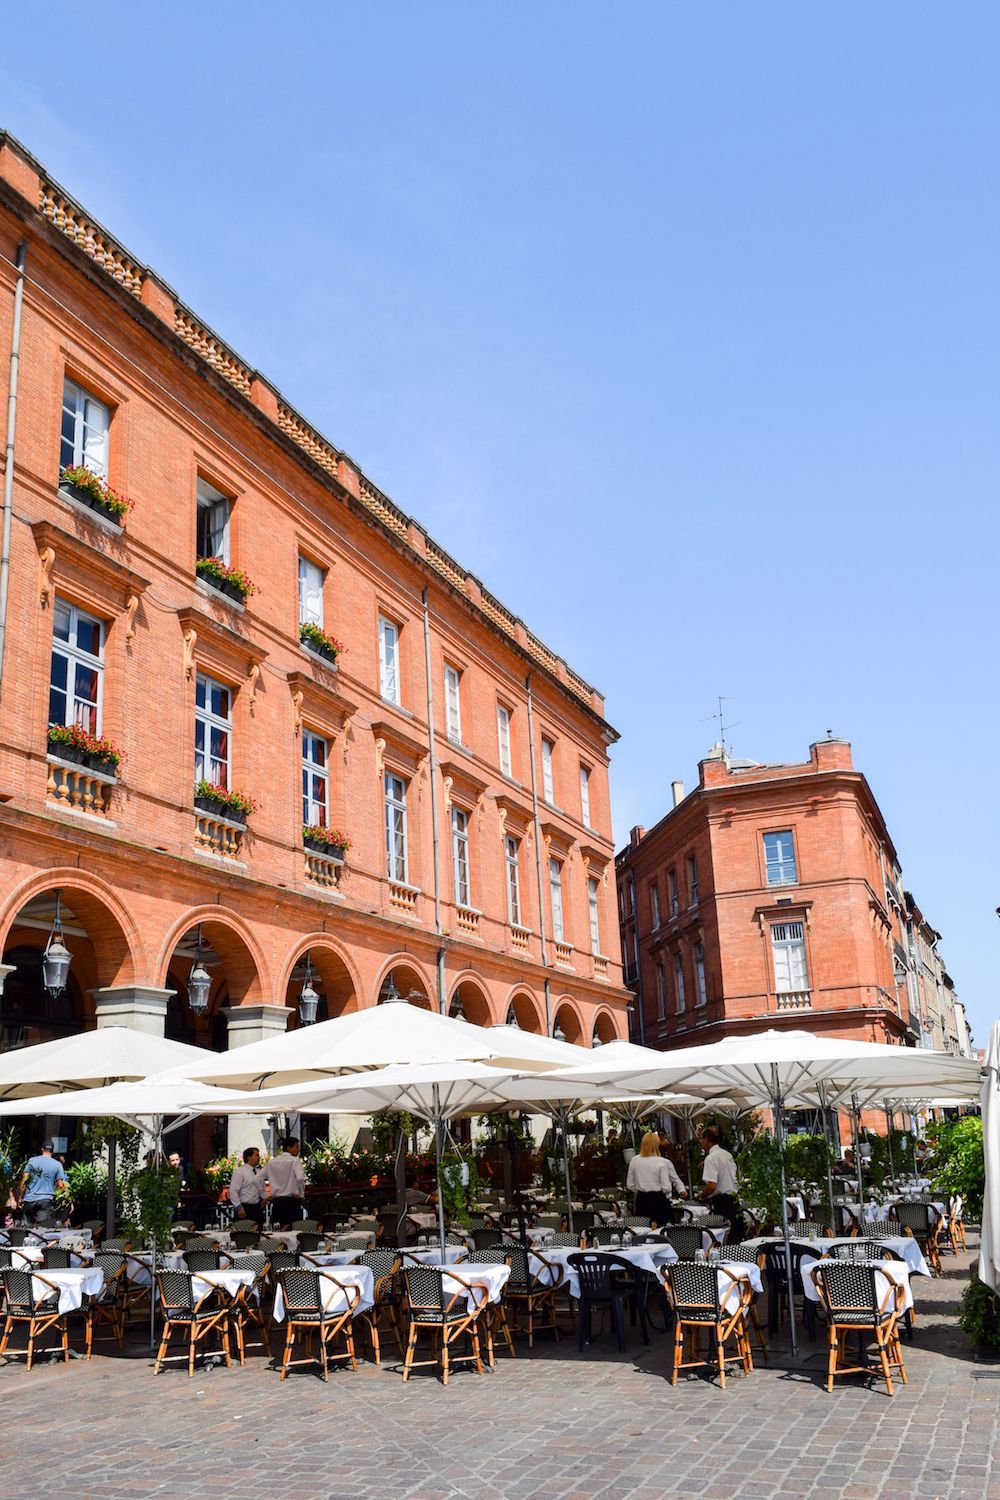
[[91, 985, 175, 1036], [222, 1003, 290, 1047]]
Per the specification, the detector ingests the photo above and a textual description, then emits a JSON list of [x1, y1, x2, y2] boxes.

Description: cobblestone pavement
[[0, 1242, 996, 1500]]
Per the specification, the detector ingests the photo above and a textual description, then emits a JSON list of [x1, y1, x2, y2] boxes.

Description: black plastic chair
[[567, 1251, 649, 1352], [762, 1241, 817, 1339]]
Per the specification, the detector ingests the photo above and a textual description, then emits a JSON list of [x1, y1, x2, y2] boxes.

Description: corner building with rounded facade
[[0, 134, 628, 1153]]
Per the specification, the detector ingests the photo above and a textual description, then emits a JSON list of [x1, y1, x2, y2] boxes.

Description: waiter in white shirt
[[698, 1125, 746, 1240], [262, 1136, 307, 1228], [228, 1146, 266, 1227]]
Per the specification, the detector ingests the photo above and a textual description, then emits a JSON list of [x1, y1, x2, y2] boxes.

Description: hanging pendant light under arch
[[298, 952, 320, 1027], [187, 925, 212, 1015], [41, 889, 72, 998]]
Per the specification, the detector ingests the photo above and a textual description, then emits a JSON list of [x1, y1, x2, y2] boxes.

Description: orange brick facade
[[0, 135, 628, 1135], [616, 737, 952, 1056]]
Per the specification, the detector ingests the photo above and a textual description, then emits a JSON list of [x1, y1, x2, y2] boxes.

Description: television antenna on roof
[[701, 695, 740, 757]]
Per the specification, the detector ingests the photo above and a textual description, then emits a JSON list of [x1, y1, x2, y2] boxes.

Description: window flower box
[[194, 780, 258, 825], [299, 622, 343, 664], [303, 824, 349, 860], [195, 557, 257, 604], [47, 724, 123, 777], [60, 466, 134, 526]]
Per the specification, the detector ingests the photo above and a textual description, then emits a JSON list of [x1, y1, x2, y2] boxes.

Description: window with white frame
[[298, 556, 325, 628], [444, 664, 462, 744], [196, 477, 231, 564], [656, 961, 666, 1020], [384, 771, 408, 882], [49, 597, 103, 735], [650, 882, 661, 929], [763, 829, 797, 887], [497, 703, 512, 777], [549, 857, 565, 943], [668, 869, 679, 918], [60, 377, 109, 480], [687, 854, 699, 906], [770, 921, 808, 993], [451, 805, 470, 907], [674, 952, 686, 1012], [541, 737, 555, 804], [301, 729, 328, 827], [695, 942, 708, 1006], [194, 673, 232, 790], [505, 835, 522, 926], [587, 876, 601, 955], [378, 615, 400, 705], [579, 764, 592, 826]]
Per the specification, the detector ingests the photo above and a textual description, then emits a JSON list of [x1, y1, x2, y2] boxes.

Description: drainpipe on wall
[[525, 675, 552, 1030], [422, 589, 445, 1011], [0, 241, 27, 694]]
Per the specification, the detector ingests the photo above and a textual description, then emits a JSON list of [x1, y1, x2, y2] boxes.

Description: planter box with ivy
[[300, 622, 343, 665], [47, 724, 123, 779], [303, 823, 349, 860], [60, 465, 135, 527], [194, 780, 258, 825], [195, 557, 257, 605]]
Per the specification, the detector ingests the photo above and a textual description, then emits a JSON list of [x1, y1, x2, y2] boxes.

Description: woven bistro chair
[[717, 1243, 768, 1358], [472, 1228, 506, 1252], [895, 1201, 943, 1273], [183, 1248, 232, 1274], [810, 1259, 907, 1396], [401, 1265, 487, 1385], [88, 1250, 128, 1353], [568, 1251, 650, 1353], [661, 1225, 705, 1260], [153, 1270, 232, 1377], [337, 1232, 376, 1252], [80, 1219, 106, 1244], [458, 1248, 517, 1366], [354, 1249, 403, 1364], [41, 1246, 72, 1269], [787, 1220, 827, 1240], [297, 1218, 323, 1235], [258, 1237, 288, 1258], [661, 1260, 754, 1388], [275, 1266, 359, 1381], [826, 1242, 913, 1337], [546, 1232, 585, 1248], [533, 1213, 564, 1231], [497, 1244, 562, 1348], [226, 1252, 271, 1362], [858, 1219, 904, 1241], [5, 1229, 40, 1248], [228, 1222, 261, 1250], [101, 1237, 130, 1254], [180, 1236, 217, 1253], [0, 1267, 69, 1369]]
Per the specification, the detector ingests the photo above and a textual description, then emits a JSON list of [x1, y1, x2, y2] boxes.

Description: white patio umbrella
[[979, 1021, 1000, 1295], [0, 1027, 220, 1237], [188, 1060, 648, 1250]]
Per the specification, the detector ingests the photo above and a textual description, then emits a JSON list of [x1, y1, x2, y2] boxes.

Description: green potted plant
[[302, 823, 350, 859], [195, 779, 258, 825], [958, 1271, 1000, 1355], [47, 723, 124, 776], [195, 556, 257, 604], [299, 622, 343, 664], [60, 464, 135, 525]]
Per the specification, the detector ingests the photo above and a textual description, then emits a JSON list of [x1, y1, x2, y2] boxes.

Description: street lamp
[[298, 953, 320, 1027], [41, 889, 72, 998], [187, 926, 212, 1015]]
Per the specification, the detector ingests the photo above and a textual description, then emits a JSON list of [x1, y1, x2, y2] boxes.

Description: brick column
[[91, 985, 174, 1034], [223, 1003, 290, 1156]]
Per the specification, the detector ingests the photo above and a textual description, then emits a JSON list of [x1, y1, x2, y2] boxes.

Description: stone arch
[[448, 972, 493, 1027], [156, 906, 269, 1048], [503, 986, 545, 1034], [592, 1008, 618, 1044], [552, 996, 585, 1045], [277, 934, 362, 1028], [0, 867, 143, 994], [373, 954, 436, 1011]]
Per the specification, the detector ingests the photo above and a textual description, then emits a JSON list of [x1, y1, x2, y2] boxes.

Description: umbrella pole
[[771, 1064, 798, 1359], [817, 1083, 837, 1233], [558, 1109, 575, 1234], [852, 1094, 865, 1205], [884, 1103, 896, 1188], [432, 1085, 448, 1259], [105, 1136, 117, 1241]]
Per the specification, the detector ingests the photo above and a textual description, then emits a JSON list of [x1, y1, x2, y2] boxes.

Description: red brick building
[[0, 134, 627, 1151], [616, 736, 958, 1055]]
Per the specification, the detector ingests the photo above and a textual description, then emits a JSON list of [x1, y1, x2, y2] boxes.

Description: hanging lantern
[[450, 995, 465, 1020], [592, 1034, 603, 1049], [553, 1022, 566, 1043], [298, 954, 320, 1027], [41, 889, 72, 998], [382, 975, 405, 1004], [187, 925, 212, 1015]]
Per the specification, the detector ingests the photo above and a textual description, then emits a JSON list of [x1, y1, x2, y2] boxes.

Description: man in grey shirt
[[262, 1137, 306, 1228], [20, 1140, 69, 1225]]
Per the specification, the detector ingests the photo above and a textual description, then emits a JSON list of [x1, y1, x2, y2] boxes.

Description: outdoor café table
[[9, 1245, 44, 1268], [272, 1266, 374, 1323], [30, 1265, 104, 1314], [125, 1250, 187, 1286], [799, 1255, 913, 1313], [430, 1262, 510, 1312], [804, 1235, 930, 1278], [542, 1244, 679, 1300], [401, 1245, 467, 1266], [190, 1266, 257, 1304], [303, 1249, 363, 1268]]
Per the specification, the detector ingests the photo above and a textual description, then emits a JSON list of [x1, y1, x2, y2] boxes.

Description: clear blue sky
[[5, 4, 997, 1037]]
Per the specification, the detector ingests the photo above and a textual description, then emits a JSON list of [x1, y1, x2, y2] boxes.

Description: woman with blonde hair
[[625, 1130, 687, 1226]]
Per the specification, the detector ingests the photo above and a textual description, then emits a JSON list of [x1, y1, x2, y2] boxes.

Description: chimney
[[629, 825, 645, 849], [671, 780, 685, 808]]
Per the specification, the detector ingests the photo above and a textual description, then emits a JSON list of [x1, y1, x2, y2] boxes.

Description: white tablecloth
[[21, 1228, 93, 1247], [10, 1246, 44, 1267], [272, 1267, 374, 1323], [432, 1262, 510, 1312], [809, 1236, 930, 1278], [402, 1246, 466, 1266], [31, 1266, 104, 1313], [303, 1249, 362, 1268], [191, 1266, 257, 1303], [126, 1250, 187, 1286], [801, 1256, 913, 1313], [541, 1245, 679, 1300]]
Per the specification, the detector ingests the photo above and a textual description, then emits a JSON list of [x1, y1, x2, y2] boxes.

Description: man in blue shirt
[[20, 1140, 69, 1225]]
